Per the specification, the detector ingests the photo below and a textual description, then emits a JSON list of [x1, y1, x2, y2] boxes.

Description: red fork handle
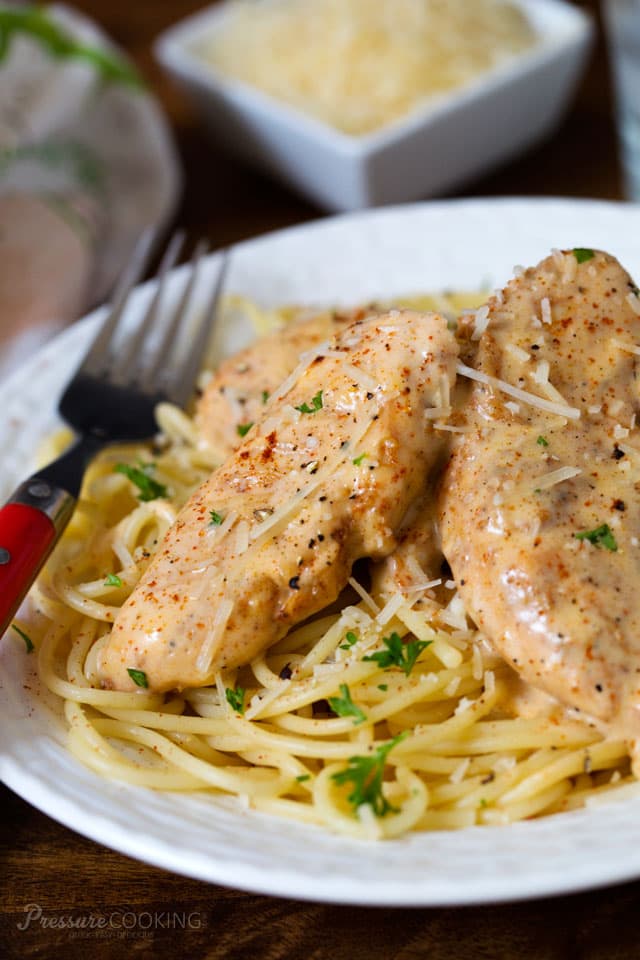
[[0, 480, 75, 636]]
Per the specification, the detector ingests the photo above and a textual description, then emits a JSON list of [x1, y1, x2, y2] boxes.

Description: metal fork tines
[[59, 232, 229, 455], [0, 232, 229, 638]]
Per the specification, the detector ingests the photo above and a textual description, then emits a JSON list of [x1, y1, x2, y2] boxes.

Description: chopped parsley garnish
[[295, 390, 323, 414], [363, 631, 431, 676], [328, 684, 367, 724], [261, 390, 269, 404], [378, 684, 388, 692], [11, 623, 34, 653], [295, 774, 311, 783], [225, 686, 246, 714], [104, 573, 122, 588], [574, 523, 618, 551], [339, 630, 359, 651], [115, 462, 167, 502], [352, 453, 368, 466], [209, 510, 224, 526], [573, 247, 595, 264], [236, 422, 254, 437], [127, 668, 148, 688], [536, 436, 549, 447], [331, 732, 407, 817]]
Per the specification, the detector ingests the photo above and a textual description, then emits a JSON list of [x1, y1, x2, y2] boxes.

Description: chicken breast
[[371, 330, 476, 599], [196, 305, 376, 459], [438, 249, 640, 741], [99, 310, 458, 692], [371, 489, 443, 598]]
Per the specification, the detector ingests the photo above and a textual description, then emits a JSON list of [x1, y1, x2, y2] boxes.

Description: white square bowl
[[155, 0, 593, 212]]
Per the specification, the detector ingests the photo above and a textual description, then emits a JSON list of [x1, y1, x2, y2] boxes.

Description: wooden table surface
[[3, 2, 640, 958]]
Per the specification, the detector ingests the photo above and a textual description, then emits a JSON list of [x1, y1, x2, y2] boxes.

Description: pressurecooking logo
[[16, 904, 207, 937]]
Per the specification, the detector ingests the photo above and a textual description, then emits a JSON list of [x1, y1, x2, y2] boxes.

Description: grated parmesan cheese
[[348, 576, 380, 614], [540, 297, 552, 325], [343, 362, 380, 394], [234, 520, 250, 555], [611, 337, 640, 356], [196, 598, 235, 674], [407, 579, 442, 595], [439, 593, 468, 630], [199, 0, 537, 136], [424, 406, 453, 421], [472, 644, 484, 681], [456, 362, 580, 420], [376, 592, 407, 626], [561, 253, 578, 285], [533, 466, 582, 490], [434, 422, 470, 434], [493, 755, 517, 773], [455, 696, 473, 715], [505, 343, 530, 363], [626, 292, 640, 316], [531, 359, 550, 385], [471, 304, 490, 340]]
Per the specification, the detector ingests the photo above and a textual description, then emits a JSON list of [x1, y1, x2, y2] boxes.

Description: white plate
[[3, 198, 640, 906]]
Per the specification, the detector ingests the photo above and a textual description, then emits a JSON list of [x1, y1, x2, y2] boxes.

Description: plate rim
[[3, 196, 640, 906]]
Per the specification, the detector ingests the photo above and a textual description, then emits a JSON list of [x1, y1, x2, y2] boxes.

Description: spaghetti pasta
[[25, 293, 639, 841]]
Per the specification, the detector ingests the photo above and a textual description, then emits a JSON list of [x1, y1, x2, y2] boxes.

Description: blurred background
[[74, 0, 617, 244], [0, 0, 622, 387]]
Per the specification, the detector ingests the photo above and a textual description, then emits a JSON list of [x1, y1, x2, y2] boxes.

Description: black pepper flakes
[[289, 576, 300, 590]]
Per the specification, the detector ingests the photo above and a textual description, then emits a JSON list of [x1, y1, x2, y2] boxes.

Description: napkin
[[0, 3, 181, 381]]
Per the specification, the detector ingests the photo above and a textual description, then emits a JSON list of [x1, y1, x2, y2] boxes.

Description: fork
[[0, 232, 229, 636]]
